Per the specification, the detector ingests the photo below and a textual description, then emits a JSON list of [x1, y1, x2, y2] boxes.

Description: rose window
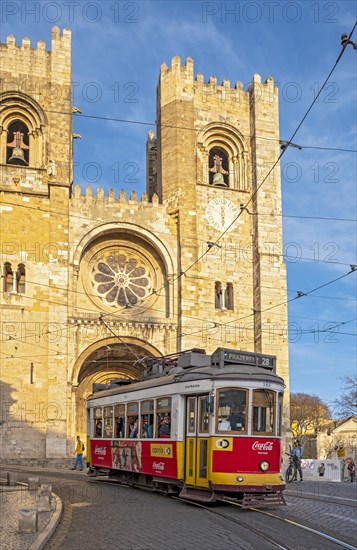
[[92, 254, 151, 306]]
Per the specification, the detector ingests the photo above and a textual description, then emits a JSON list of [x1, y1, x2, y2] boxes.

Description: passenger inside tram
[[95, 420, 102, 438], [142, 416, 154, 438], [158, 414, 171, 437], [116, 417, 124, 438], [127, 416, 136, 437], [129, 421, 139, 438]]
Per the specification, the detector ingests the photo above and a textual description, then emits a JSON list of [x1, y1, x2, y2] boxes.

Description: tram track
[[284, 489, 357, 509], [89, 477, 356, 549], [170, 496, 293, 550], [221, 498, 357, 550]]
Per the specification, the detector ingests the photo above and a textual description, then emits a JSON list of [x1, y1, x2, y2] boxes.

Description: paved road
[[3, 468, 357, 550], [47, 476, 357, 550]]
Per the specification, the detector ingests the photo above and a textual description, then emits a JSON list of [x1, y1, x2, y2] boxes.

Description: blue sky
[[1, 1, 356, 410]]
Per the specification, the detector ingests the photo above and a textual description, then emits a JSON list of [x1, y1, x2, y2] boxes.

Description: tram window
[[141, 400, 154, 438], [94, 407, 102, 438], [217, 389, 247, 433], [252, 390, 275, 434], [114, 404, 125, 438], [126, 402, 139, 438], [199, 439, 208, 478], [103, 406, 113, 438], [187, 397, 196, 434], [157, 397, 171, 438], [95, 420, 103, 438], [198, 396, 209, 433]]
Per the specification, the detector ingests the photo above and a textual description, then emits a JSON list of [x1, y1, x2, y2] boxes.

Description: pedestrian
[[291, 439, 303, 481], [347, 460, 355, 482], [71, 435, 85, 471], [318, 462, 325, 477]]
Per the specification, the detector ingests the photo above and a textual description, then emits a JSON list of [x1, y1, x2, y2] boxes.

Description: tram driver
[[228, 407, 245, 431]]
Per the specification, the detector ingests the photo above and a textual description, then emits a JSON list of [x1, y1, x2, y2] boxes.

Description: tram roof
[[87, 363, 284, 402]]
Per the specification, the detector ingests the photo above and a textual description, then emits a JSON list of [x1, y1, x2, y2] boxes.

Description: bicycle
[[285, 448, 295, 483]]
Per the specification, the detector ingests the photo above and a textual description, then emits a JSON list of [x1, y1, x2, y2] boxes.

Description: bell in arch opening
[[209, 147, 229, 186], [6, 121, 30, 166]]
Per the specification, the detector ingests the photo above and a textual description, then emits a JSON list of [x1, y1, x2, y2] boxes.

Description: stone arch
[[0, 91, 48, 166], [197, 122, 249, 191], [70, 337, 162, 437], [71, 222, 175, 317]]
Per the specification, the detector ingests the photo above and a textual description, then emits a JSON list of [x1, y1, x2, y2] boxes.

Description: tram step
[[242, 491, 286, 509], [179, 486, 216, 503]]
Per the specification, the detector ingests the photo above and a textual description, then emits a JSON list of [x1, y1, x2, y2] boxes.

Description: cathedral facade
[[0, 27, 289, 460]]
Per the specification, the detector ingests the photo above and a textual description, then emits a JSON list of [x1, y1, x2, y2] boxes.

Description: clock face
[[205, 198, 240, 232]]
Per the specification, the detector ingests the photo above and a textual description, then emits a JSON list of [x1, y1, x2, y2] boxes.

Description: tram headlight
[[259, 460, 269, 472], [236, 476, 244, 482]]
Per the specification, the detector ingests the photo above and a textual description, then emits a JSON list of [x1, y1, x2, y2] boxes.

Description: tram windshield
[[217, 389, 247, 433], [252, 389, 275, 435]]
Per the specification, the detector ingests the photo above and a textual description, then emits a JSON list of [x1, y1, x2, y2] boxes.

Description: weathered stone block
[[7, 472, 17, 486], [36, 494, 52, 512], [19, 509, 38, 533], [28, 477, 39, 491]]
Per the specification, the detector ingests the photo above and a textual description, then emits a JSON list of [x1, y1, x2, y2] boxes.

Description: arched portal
[[72, 338, 162, 437]]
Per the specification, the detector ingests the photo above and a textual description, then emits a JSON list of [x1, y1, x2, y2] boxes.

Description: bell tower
[[0, 27, 73, 459], [152, 56, 289, 399]]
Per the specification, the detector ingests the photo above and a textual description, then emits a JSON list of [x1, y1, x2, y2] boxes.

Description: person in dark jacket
[[158, 415, 171, 437], [291, 440, 303, 481]]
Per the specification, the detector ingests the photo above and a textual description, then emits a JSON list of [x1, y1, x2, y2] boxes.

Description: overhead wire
[[32, 106, 357, 154], [2, 199, 356, 225], [2, 23, 356, 362], [96, 24, 357, 318]]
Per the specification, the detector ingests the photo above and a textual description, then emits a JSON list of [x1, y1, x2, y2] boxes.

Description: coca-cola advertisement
[[212, 437, 281, 473], [91, 440, 112, 468], [91, 439, 178, 478]]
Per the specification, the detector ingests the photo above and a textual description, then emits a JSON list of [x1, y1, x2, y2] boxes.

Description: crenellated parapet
[[0, 27, 71, 93], [71, 184, 161, 208], [0, 27, 73, 189], [159, 55, 277, 107]]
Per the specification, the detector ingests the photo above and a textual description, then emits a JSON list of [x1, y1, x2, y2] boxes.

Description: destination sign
[[211, 348, 276, 371]]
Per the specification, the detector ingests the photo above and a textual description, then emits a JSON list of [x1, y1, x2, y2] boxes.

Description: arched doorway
[[72, 338, 162, 437]]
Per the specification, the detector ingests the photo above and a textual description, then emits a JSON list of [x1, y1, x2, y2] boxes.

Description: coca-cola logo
[[252, 441, 273, 451], [95, 446, 107, 456], [153, 461, 165, 471]]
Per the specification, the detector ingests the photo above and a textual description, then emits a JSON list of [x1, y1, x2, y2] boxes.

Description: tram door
[[185, 395, 210, 487]]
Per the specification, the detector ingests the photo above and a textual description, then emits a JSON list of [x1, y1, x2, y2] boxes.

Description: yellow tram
[[86, 348, 286, 508]]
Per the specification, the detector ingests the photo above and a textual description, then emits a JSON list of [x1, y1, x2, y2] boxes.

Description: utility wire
[[97, 23, 357, 317], [37, 107, 357, 153], [1, 199, 356, 224]]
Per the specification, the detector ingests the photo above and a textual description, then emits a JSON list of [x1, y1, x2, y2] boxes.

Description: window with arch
[[197, 123, 249, 191], [215, 281, 223, 309], [16, 264, 26, 294], [0, 92, 48, 168], [226, 282, 234, 310], [6, 120, 30, 166], [215, 281, 234, 310], [209, 147, 229, 186], [3, 263, 14, 293]]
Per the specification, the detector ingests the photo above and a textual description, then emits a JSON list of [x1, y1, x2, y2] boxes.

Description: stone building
[[0, 27, 289, 461]]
